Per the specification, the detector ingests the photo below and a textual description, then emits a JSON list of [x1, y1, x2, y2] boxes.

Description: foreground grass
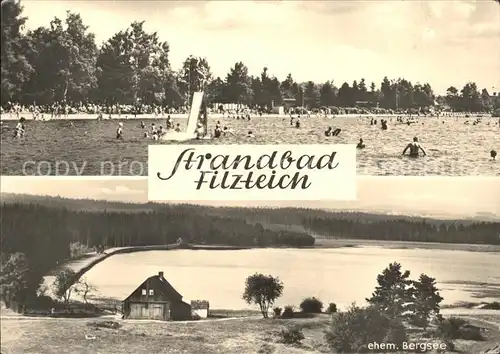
[[2, 311, 499, 354], [0, 314, 330, 354]]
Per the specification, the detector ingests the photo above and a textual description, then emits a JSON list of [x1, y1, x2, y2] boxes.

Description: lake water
[[82, 247, 500, 310], [1, 115, 498, 176]]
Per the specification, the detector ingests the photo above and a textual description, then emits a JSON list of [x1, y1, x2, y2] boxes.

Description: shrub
[[281, 305, 294, 319], [482, 301, 500, 310], [326, 302, 337, 314], [257, 343, 275, 354], [278, 325, 305, 345], [87, 320, 121, 329], [436, 317, 483, 340], [69, 242, 93, 259], [273, 307, 282, 317], [324, 304, 407, 353], [300, 297, 323, 313]]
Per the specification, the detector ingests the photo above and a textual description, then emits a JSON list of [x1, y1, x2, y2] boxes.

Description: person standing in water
[[356, 138, 365, 149], [116, 122, 124, 139], [14, 117, 26, 138], [402, 137, 426, 158]]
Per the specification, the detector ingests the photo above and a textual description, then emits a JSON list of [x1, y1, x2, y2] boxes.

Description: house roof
[[123, 274, 183, 302]]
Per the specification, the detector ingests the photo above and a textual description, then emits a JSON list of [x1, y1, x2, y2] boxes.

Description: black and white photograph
[[1, 0, 499, 176], [0, 177, 499, 353]]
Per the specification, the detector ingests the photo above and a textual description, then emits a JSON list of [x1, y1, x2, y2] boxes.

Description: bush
[[300, 297, 323, 313], [281, 305, 294, 319], [69, 242, 93, 259], [273, 307, 282, 317], [87, 320, 121, 329], [436, 317, 483, 340], [326, 302, 337, 314], [324, 304, 407, 353], [278, 325, 305, 345], [481, 301, 500, 310]]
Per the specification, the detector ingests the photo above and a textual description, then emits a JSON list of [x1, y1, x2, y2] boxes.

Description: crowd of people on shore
[[2, 100, 495, 121]]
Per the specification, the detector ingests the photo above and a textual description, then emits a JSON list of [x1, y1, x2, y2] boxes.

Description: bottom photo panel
[[1, 176, 499, 354]]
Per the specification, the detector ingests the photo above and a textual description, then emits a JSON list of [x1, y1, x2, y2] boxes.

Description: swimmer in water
[[247, 131, 255, 138], [116, 122, 124, 139], [295, 119, 300, 128], [144, 132, 149, 138], [356, 138, 365, 149], [166, 115, 173, 129], [223, 127, 233, 136], [195, 123, 204, 139], [381, 120, 388, 130], [140, 121, 145, 129], [491, 150, 497, 161], [325, 127, 341, 137], [402, 137, 426, 158], [174, 123, 181, 132], [158, 125, 165, 136]]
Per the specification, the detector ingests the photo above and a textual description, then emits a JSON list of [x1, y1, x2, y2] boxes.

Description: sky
[[18, 0, 500, 94], [1, 176, 499, 219]]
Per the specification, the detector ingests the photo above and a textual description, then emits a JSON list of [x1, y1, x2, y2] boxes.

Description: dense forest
[[2, 1, 499, 113]]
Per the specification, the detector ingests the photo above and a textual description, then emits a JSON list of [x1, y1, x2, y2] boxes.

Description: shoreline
[[43, 239, 500, 299], [0, 112, 493, 121]]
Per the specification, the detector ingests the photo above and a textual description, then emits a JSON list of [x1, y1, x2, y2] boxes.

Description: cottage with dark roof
[[122, 271, 192, 321]]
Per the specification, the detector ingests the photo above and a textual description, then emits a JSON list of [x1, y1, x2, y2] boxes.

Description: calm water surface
[[1, 116, 498, 175], [82, 248, 500, 310]]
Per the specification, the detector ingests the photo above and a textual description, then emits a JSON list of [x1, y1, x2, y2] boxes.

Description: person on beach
[[356, 138, 365, 149], [402, 137, 426, 158], [116, 122, 124, 139]]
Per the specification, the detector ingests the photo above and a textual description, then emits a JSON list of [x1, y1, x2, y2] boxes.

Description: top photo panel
[[1, 0, 499, 177]]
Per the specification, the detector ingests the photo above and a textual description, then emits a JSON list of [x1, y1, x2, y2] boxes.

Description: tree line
[[2, 2, 498, 113]]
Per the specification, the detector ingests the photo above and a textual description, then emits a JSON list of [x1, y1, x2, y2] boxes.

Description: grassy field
[[1, 115, 498, 176], [1, 308, 499, 354]]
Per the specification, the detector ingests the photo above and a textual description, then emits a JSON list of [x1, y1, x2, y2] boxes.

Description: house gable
[[123, 273, 183, 303]]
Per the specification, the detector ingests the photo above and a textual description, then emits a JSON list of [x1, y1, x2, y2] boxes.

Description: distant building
[[282, 98, 297, 109], [191, 300, 210, 319], [122, 271, 192, 321]]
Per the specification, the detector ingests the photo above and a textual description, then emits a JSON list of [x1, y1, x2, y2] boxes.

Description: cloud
[[100, 185, 144, 195]]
